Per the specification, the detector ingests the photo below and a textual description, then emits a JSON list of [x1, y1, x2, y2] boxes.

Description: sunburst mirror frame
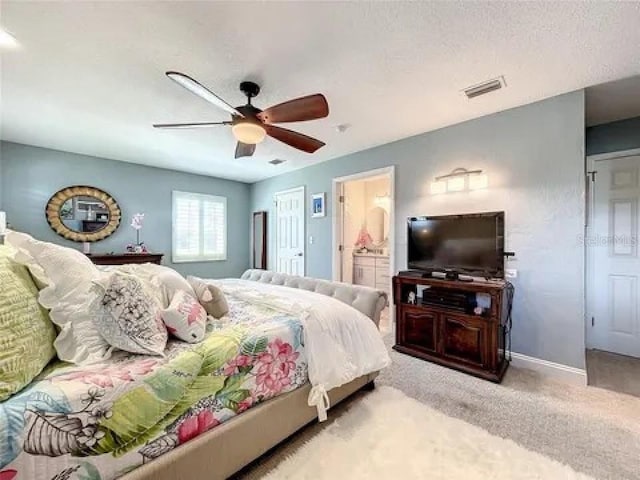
[[46, 185, 121, 242]]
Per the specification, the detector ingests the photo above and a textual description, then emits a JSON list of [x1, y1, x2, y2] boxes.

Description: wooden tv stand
[[392, 274, 510, 382]]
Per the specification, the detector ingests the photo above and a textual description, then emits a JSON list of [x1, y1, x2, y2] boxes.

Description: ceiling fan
[[153, 72, 329, 159]]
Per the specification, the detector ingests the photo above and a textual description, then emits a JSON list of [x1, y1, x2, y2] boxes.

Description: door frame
[[331, 166, 395, 283], [273, 185, 306, 275], [585, 148, 640, 349]]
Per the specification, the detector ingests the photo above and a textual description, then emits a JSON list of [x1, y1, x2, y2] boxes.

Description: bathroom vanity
[[353, 252, 390, 295]]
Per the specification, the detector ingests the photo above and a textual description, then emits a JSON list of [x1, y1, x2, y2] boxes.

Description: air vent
[[269, 159, 286, 165], [463, 76, 506, 99]]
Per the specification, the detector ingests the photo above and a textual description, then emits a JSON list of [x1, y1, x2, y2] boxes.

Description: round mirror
[[46, 186, 121, 242]]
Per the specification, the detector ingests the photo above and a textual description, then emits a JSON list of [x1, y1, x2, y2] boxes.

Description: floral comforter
[[0, 294, 307, 480]]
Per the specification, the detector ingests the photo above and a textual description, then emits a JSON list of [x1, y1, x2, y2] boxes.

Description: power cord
[[504, 281, 515, 361]]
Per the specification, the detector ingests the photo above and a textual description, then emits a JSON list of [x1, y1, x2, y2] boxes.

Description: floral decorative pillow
[[92, 273, 167, 356], [109, 264, 196, 308], [161, 290, 207, 343]]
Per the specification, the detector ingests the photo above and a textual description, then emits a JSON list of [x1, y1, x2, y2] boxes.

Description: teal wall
[[0, 141, 250, 278], [586, 116, 640, 155], [0, 90, 589, 369], [0, 151, 3, 210], [251, 91, 587, 369]]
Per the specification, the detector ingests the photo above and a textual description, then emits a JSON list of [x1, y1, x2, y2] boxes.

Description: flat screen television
[[407, 212, 505, 278]]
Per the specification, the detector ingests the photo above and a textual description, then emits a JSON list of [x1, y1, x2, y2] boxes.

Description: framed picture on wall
[[311, 193, 326, 218]]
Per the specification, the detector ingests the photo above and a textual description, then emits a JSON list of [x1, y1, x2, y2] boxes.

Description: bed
[[0, 269, 388, 480]]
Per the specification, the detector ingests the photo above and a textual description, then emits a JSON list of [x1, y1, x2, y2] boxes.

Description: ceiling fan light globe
[[232, 122, 266, 145]]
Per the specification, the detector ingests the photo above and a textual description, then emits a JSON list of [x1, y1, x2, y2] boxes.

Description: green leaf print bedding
[[1, 293, 307, 480]]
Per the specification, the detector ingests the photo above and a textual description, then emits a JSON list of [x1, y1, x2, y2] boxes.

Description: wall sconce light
[[430, 168, 488, 194]]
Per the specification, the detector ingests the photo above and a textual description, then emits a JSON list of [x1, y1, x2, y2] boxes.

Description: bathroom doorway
[[332, 167, 394, 304]]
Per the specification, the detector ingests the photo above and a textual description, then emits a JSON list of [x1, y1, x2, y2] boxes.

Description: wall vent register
[[463, 76, 506, 99]]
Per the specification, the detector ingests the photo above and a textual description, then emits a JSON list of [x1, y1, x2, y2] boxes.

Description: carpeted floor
[[260, 386, 593, 479], [235, 327, 640, 480], [586, 349, 640, 398]]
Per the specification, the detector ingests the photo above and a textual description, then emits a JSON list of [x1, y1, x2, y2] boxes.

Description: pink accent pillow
[[161, 291, 207, 343]]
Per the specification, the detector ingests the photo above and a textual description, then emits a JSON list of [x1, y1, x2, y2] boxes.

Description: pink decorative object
[[161, 291, 207, 343], [354, 227, 373, 249]]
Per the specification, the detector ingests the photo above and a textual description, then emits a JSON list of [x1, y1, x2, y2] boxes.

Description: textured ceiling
[[2, 1, 640, 183], [586, 75, 640, 127]]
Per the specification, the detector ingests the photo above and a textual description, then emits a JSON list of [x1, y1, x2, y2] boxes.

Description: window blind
[[172, 191, 227, 263]]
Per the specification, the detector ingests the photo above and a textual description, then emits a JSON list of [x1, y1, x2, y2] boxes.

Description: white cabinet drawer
[[353, 256, 376, 267], [376, 257, 390, 268], [375, 269, 390, 284]]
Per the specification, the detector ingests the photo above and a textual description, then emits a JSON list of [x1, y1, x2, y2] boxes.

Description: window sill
[[172, 257, 227, 264]]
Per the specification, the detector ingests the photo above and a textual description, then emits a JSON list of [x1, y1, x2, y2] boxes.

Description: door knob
[[295, 252, 303, 257]]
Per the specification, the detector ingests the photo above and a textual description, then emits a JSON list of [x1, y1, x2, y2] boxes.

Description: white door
[[339, 179, 366, 283], [337, 183, 349, 282], [590, 155, 640, 357], [274, 187, 305, 276]]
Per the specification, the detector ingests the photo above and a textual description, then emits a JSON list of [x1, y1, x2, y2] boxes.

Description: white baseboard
[[509, 352, 587, 386]]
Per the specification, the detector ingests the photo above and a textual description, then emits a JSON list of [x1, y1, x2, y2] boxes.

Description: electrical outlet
[[505, 269, 518, 279], [309, 236, 314, 245]]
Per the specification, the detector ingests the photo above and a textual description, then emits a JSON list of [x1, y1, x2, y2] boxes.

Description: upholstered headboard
[[240, 269, 387, 327]]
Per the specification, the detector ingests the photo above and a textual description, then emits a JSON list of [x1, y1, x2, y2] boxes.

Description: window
[[172, 191, 227, 263]]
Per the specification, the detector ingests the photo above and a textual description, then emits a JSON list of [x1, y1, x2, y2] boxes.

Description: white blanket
[[215, 279, 391, 420]]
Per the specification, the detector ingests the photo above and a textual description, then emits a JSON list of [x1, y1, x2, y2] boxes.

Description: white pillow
[[161, 290, 207, 343], [92, 272, 167, 355], [6, 231, 111, 364]]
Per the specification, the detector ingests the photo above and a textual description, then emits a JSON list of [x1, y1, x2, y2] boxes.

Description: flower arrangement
[[127, 213, 147, 253]]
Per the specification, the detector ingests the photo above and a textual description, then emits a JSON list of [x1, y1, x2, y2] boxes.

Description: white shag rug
[[263, 386, 593, 480]]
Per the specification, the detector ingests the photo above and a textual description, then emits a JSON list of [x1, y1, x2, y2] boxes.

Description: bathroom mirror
[[366, 206, 389, 244], [46, 186, 121, 242]]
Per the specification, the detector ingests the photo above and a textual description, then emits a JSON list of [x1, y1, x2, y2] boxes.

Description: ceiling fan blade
[[235, 142, 256, 159], [265, 125, 325, 153], [166, 71, 243, 117], [257, 94, 329, 124], [153, 121, 231, 129]]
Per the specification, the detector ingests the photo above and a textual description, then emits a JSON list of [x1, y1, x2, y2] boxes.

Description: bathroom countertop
[[352, 252, 389, 258]]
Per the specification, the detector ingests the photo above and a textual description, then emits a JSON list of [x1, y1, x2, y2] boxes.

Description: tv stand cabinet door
[[440, 313, 489, 368], [399, 307, 439, 354]]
